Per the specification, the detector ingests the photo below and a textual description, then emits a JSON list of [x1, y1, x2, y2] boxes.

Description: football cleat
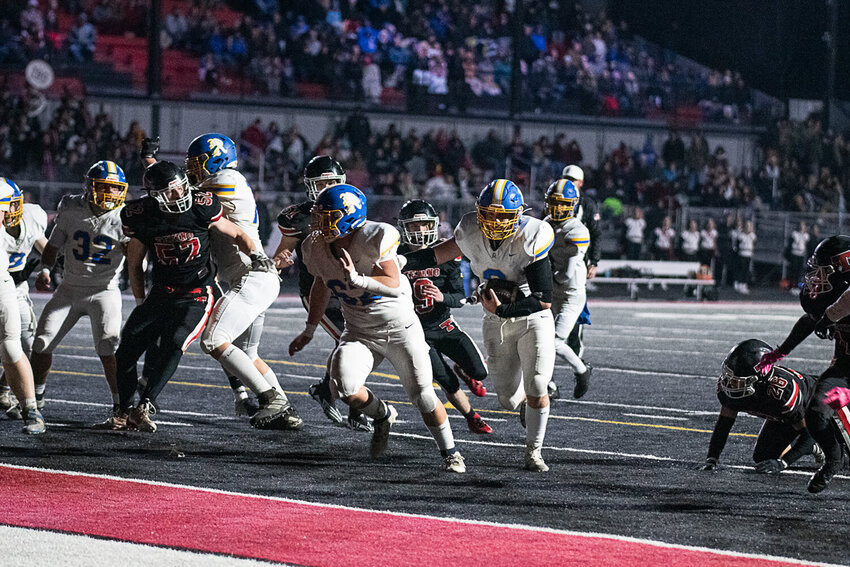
[[308, 380, 344, 424], [465, 412, 493, 434], [813, 443, 826, 465], [6, 403, 22, 420], [21, 407, 46, 435], [807, 457, 845, 493], [0, 388, 13, 411], [453, 364, 486, 397], [443, 452, 467, 473], [348, 411, 373, 432], [574, 362, 592, 399], [251, 390, 303, 430], [369, 404, 397, 458], [128, 400, 157, 433], [547, 380, 561, 400], [92, 407, 130, 430], [234, 396, 259, 417], [524, 446, 549, 472]]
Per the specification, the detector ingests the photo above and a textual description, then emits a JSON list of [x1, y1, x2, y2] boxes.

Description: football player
[[0, 184, 48, 414], [544, 179, 592, 399], [29, 161, 130, 419], [561, 165, 600, 360], [273, 155, 370, 431], [398, 199, 492, 435], [700, 339, 822, 473], [0, 177, 44, 434], [288, 184, 466, 473], [178, 133, 300, 430], [108, 161, 274, 432], [755, 235, 850, 492], [405, 179, 556, 471]]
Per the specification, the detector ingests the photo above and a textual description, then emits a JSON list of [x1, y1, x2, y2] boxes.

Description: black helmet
[[143, 161, 192, 213], [398, 199, 439, 247], [303, 155, 346, 200], [718, 339, 773, 398], [802, 235, 850, 299]]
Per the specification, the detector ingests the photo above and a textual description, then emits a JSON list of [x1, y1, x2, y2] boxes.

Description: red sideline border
[[0, 464, 841, 567]]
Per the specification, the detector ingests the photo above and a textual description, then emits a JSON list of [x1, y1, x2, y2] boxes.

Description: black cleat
[[547, 380, 560, 400], [574, 362, 592, 399], [308, 381, 344, 424], [348, 412, 373, 432], [807, 457, 845, 494]]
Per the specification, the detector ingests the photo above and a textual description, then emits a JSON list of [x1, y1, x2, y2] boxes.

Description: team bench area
[[594, 260, 716, 300]]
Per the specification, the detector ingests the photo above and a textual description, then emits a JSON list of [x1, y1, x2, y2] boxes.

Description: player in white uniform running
[[178, 133, 301, 429], [30, 161, 129, 419], [0, 177, 45, 434], [544, 179, 593, 399], [405, 179, 556, 471], [0, 191, 47, 415], [288, 183, 466, 473]]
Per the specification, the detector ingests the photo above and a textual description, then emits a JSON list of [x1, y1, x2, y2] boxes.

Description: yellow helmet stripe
[[106, 161, 115, 174]]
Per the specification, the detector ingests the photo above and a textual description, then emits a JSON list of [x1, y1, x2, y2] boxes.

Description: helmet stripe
[[106, 161, 115, 174], [494, 179, 506, 203]]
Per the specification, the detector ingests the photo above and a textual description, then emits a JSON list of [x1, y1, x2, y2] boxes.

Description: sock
[[525, 404, 550, 449], [360, 392, 388, 420], [227, 376, 249, 401], [426, 420, 456, 454], [262, 368, 283, 393], [34, 383, 46, 396], [219, 345, 281, 399], [0, 384, 10, 393], [23, 398, 37, 411], [462, 408, 476, 419]]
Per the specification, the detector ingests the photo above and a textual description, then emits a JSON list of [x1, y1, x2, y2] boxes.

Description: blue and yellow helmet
[[476, 179, 525, 240], [185, 133, 238, 184], [86, 160, 128, 213], [545, 179, 580, 222], [0, 177, 23, 228], [311, 184, 367, 242]]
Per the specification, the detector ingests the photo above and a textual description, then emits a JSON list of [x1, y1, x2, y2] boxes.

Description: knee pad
[[95, 336, 119, 357], [0, 339, 23, 365], [30, 336, 50, 355], [498, 393, 519, 411], [410, 388, 439, 414]]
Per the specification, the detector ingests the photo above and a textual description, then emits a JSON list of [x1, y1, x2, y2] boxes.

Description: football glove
[[825, 386, 850, 410], [140, 136, 160, 160], [754, 349, 786, 375], [754, 458, 787, 474], [250, 251, 277, 274], [814, 314, 835, 340]]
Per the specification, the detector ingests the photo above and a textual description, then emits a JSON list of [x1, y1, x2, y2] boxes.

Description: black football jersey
[[718, 366, 814, 425], [277, 200, 315, 297], [121, 190, 222, 289], [400, 243, 465, 327]]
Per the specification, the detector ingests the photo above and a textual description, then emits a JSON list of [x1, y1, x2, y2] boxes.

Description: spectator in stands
[[699, 217, 718, 267], [715, 213, 737, 287], [662, 131, 686, 171], [785, 220, 809, 293], [680, 219, 700, 262], [68, 13, 96, 62], [623, 206, 645, 260], [735, 219, 756, 294], [652, 215, 675, 261]]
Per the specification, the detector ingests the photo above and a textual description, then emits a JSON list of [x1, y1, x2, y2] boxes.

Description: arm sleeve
[[777, 314, 817, 355], [403, 247, 437, 272], [582, 198, 602, 265], [494, 257, 553, 318], [706, 414, 736, 461], [440, 260, 465, 308]]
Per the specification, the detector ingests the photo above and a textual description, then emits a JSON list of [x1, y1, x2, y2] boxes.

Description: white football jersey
[[0, 178, 16, 274], [47, 194, 128, 289], [4, 203, 48, 275], [454, 213, 554, 296], [301, 221, 415, 330], [201, 168, 261, 285], [547, 216, 589, 290]]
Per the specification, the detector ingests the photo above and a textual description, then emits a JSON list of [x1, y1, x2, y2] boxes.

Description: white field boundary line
[[0, 462, 844, 567]]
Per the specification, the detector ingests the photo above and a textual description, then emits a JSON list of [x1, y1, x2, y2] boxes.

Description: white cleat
[[524, 446, 549, 472], [443, 452, 466, 473]]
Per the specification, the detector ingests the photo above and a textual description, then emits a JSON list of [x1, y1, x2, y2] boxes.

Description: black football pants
[[424, 319, 487, 395]]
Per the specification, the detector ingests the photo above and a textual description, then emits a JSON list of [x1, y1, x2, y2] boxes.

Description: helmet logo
[[207, 138, 224, 157], [832, 251, 850, 273], [341, 192, 361, 214]]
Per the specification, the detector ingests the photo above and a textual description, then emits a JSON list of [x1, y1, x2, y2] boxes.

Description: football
[[481, 279, 520, 304]]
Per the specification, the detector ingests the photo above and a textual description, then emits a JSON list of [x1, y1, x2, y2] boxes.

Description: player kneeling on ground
[[398, 199, 492, 435], [701, 339, 824, 474], [288, 184, 466, 473]]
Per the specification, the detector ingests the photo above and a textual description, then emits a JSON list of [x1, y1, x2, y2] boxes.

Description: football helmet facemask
[[476, 179, 525, 241], [398, 199, 439, 247], [143, 161, 193, 214], [0, 177, 23, 228], [311, 184, 366, 242], [185, 133, 238, 185], [304, 155, 346, 201], [545, 179, 580, 222], [719, 338, 774, 398], [802, 235, 850, 299], [86, 160, 128, 213]]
